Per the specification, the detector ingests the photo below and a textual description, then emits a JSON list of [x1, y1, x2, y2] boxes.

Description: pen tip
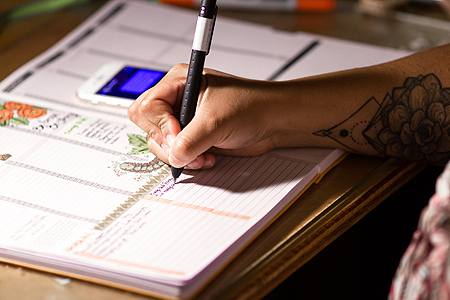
[[171, 166, 183, 183]]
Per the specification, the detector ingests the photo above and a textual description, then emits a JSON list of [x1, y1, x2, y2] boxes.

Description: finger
[[128, 96, 167, 149], [138, 95, 180, 144], [207, 140, 273, 157], [131, 65, 189, 144], [128, 102, 170, 162], [202, 152, 216, 168], [146, 135, 169, 163], [184, 152, 216, 169], [169, 115, 221, 167], [139, 64, 188, 106]]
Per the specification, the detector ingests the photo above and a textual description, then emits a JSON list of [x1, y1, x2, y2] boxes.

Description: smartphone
[[77, 62, 167, 107]]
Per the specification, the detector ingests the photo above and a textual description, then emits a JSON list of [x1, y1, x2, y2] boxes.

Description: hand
[[127, 64, 282, 169]]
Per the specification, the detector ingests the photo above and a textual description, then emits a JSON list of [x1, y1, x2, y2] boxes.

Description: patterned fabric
[[389, 162, 450, 300]]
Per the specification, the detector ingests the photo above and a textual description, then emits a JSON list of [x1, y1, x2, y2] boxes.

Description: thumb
[[168, 117, 218, 168]]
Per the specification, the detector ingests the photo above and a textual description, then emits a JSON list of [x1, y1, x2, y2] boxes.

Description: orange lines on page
[[75, 252, 186, 276], [142, 195, 173, 204], [173, 202, 251, 220], [143, 195, 250, 220], [211, 210, 251, 220], [173, 202, 213, 212]]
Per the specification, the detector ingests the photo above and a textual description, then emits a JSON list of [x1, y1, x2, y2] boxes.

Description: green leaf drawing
[[127, 134, 150, 155], [0, 120, 10, 127], [127, 134, 147, 147], [128, 145, 150, 155], [10, 117, 29, 126], [0, 104, 4, 110]]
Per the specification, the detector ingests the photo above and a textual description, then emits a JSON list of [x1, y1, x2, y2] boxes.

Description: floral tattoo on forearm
[[314, 74, 450, 165]]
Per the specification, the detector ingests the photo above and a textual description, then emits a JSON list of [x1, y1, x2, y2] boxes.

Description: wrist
[[259, 80, 318, 149]]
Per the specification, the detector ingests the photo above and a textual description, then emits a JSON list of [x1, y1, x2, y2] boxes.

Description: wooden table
[[0, 1, 448, 299]]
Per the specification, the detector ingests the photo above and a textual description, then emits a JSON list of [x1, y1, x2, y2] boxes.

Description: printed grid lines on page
[[115, 24, 290, 62], [163, 155, 309, 272], [6, 160, 132, 196], [69, 154, 310, 277], [135, 155, 308, 267], [185, 156, 308, 246], [113, 156, 270, 271], [170, 155, 307, 216], [6, 125, 146, 161], [0, 195, 99, 223]]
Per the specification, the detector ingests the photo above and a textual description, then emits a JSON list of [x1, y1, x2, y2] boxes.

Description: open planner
[[0, 0, 411, 299]]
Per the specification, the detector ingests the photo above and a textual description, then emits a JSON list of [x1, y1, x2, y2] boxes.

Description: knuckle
[[203, 110, 222, 131], [156, 115, 170, 131], [148, 129, 163, 145], [136, 96, 156, 118], [170, 63, 189, 76], [127, 104, 139, 121]]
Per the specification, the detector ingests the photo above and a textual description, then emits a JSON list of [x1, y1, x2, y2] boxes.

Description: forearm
[[270, 44, 450, 164], [129, 44, 450, 169]]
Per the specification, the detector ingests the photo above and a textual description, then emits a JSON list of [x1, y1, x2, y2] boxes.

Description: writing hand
[[128, 64, 281, 169]]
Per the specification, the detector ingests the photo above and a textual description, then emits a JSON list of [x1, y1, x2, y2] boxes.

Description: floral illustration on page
[[0, 102, 47, 127]]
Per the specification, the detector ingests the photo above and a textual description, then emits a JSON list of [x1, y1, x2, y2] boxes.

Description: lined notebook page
[[0, 100, 321, 284], [70, 153, 316, 281], [0, 101, 167, 248]]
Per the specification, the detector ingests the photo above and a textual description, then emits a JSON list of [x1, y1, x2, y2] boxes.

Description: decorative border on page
[[93, 164, 171, 230]]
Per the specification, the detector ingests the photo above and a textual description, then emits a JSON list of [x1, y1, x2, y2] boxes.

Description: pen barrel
[[180, 50, 206, 129]]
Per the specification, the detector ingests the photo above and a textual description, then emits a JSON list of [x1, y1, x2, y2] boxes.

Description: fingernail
[[169, 152, 183, 168], [203, 158, 213, 168], [186, 157, 202, 169]]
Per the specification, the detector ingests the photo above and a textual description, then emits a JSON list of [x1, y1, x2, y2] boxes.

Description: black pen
[[171, 0, 218, 182]]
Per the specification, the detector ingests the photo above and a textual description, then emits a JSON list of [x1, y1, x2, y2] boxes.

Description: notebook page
[[66, 154, 316, 283], [0, 100, 168, 247], [0, 100, 321, 286], [276, 33, 411, 81]]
